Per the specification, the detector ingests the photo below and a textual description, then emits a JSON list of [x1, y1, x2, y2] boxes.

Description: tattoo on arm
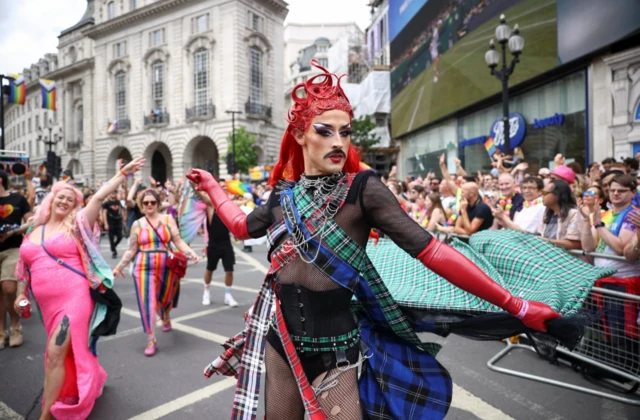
[[116, 230, 139, 271], [55, 315, 70, 346]]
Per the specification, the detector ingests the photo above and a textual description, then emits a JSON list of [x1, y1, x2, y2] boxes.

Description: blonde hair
[[29, 182, 83, 236]]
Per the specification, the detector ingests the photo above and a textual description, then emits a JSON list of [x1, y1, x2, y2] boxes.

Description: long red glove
[[417, 238, 561, 332], [186, 169, 250, 240]]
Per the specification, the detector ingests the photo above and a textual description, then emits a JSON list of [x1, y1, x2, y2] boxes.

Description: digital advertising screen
[[390, 0, 558, 137]]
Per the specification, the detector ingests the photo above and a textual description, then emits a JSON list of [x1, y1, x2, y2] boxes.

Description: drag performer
[[187, 60, 561, 420]]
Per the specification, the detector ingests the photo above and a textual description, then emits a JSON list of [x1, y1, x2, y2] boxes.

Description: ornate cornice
[[108, 58, 131, 75], [84, 0, 193, 39], [184, 33, 216, 54], [244, 31, 272, 52], [44, 58, 94, 81], [143, 47, 170, 65]]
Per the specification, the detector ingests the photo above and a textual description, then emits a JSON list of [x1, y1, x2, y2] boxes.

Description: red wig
[[268, 60, 362, 186]]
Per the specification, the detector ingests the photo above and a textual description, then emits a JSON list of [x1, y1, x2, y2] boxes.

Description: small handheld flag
[[107, 121, 118, 134], [39, 79, 56, 110], [225, 180, 251, 197], [8, 74, 26, 105], [484, 137, 496, 157]]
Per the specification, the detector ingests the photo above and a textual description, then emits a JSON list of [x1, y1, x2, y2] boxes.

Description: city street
[[1, 236, 640, 420]]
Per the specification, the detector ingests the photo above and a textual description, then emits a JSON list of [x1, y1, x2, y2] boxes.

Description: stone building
[[4, 0, 288, 185]]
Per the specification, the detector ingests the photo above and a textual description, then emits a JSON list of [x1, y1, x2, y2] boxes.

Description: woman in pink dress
[[14, 157, 145, 420]]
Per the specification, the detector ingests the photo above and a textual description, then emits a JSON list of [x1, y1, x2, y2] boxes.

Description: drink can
[[18, 299, 31, 319]]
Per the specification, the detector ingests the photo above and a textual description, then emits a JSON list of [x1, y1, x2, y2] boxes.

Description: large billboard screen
[[390, 0, 558, 138], [557, 0, 640, 64]]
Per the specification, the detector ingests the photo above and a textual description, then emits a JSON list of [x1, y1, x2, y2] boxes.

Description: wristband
[[592, 221, 605, 229], [515, 299, 529, 320], [120, 169, 128, 177]]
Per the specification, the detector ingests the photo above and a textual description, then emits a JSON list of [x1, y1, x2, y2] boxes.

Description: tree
[[224, 127, 259, 174], [350, 114, 380, 154]]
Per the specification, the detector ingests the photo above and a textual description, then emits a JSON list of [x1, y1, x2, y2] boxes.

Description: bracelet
[[515, 300, 529, 320], [119, 169, 128, 177]]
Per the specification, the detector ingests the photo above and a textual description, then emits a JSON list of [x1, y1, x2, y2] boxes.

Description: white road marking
[[126, 377, 237, 420], [119, 307, 227, 344], [0, 402, 23, 420], [172, 305, 232, 323], [232, 244, 268, 274], [182, 278, 261, 294], [451, 383, 514, 420]]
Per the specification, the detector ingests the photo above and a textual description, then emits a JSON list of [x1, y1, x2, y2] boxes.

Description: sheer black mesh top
[[245, 172, 433, 292]]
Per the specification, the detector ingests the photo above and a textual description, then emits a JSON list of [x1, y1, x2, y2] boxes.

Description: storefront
[[458, 71, 587, 174], [400, 119, 457, 178]]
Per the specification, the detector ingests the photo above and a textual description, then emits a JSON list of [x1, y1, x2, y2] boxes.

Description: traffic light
[[226, 153, 236, 174]]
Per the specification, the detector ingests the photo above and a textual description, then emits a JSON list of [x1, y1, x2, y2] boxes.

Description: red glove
[[186, 169, 250, 240], [369, 229, 380, 246], [417, 239, 561, 332]]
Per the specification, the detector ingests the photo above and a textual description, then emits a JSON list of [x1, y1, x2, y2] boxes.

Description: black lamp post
[[37, 119, 63, 152], [484, 14, 525, 152], [225, 110, 242, 175]]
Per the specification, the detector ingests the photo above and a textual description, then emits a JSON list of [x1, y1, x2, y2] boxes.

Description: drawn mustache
[[324, 150, 346, 159]]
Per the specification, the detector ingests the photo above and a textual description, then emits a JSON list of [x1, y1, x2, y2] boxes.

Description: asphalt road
[[1, 235, 640, 419]]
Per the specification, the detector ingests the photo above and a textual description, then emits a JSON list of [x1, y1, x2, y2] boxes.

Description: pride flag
[[359, 161, 374, 172], [107, 121, 118, 134], [8, 74, 26, 105], [226, 180, 251, 197], [484, 137, 496, 157], [39, 79, 56, 110], [178, 183, 208, 245]]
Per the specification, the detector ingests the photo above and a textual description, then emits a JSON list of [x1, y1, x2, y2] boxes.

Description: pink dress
[[20, 232, 107, 420]]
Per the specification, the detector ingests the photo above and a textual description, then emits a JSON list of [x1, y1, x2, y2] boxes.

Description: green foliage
[[351, 114, 380, 153], [224, 127, 259, 173]]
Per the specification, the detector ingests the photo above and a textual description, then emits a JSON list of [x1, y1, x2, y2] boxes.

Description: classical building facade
[[4, 0, 287, 185]]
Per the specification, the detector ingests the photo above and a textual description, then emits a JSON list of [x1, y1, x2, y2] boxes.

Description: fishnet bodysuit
[[246, 173, 433, 419]]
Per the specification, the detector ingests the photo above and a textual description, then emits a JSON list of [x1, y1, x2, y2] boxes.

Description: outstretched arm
[[86, 158, 145, 226], [186, 169, 250, 240]]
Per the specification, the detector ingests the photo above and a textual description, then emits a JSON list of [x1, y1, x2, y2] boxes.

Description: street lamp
[[37, 119, 63, 152], [484, 14, 525, 152], [225, 110, 242, 175]]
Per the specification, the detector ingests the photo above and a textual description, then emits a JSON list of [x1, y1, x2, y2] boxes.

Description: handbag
[[39, 226, 122, 337], [145, 216, 189, 278]]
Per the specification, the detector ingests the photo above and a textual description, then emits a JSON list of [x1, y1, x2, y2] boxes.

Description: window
[[193, 49, 210, 114], [35, 115, 39, 130], [318, 44, 327, 53], [28, 118, 31, 133], [248, 11, 263, 32], [114, 41, 126, 58], [249, 47, 263, 105], [193, 13, 209, 34], [77, 105, 84, 142], [22, 122, 25, 136], [130, 0, 136, 11], [151, 61, 164, 111], [28, 141, 32, 157], [318, 58, 328, 68], [115, 71, 127, 121], [150, 29, 165, 47], [107, 1, 115, 19]]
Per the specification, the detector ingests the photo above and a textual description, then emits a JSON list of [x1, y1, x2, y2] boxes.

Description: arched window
[[151, 61, 164, 111], [193, 49, 209, 115], [77, 105, 84, 142], [115, 71, 127, 120], [249, 47, 263, 105], [107, 1, 116, 19]]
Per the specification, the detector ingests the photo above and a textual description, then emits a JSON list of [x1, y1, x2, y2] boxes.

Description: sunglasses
[[609, 189, 631, 195], [583, 190, 596, 197], [142, 200, 157, 206]]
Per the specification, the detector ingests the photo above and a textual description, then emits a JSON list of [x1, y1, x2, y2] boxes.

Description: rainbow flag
[[484, 137, 496, 156], [39, 79, 56, 110], [107, 121, 118, 134], [8, 74, 26, 105], [359, 161, 374, 172], [178, 183, 208, 245], [226, 180, 251, 197]]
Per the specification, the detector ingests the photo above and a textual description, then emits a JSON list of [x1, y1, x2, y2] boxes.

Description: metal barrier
[[441, 233, 640, 404]]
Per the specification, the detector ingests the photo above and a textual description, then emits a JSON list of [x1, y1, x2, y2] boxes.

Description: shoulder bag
[[145, 216, 189, 278]]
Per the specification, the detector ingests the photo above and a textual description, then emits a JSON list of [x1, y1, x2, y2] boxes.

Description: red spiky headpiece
[[268, 60, 362, 186]]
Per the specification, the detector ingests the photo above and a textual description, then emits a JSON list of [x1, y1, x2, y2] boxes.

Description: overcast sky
[[0, 0, 371, 75]]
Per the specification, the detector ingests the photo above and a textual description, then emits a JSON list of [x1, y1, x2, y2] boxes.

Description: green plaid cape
[[366, 230, 616, 316]]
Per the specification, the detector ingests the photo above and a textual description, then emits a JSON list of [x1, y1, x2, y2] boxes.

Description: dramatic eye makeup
[[312, 123, 352, 137]]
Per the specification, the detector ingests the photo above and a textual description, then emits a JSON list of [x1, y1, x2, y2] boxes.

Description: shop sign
[[489, 113, 526, 150], [533, 113, 564, 129]]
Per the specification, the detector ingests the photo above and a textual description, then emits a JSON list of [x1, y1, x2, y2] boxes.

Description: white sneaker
[[433, 76, 438, 83], [202, 290, 211, 306], [224, 294, 238, 308]]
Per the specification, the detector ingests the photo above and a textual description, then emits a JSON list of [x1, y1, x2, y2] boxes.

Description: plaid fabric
[[366, 230, 616, 316], [273, 297, 326, 419], [282, 184, 452, 419], [204, 331, 246, 378]]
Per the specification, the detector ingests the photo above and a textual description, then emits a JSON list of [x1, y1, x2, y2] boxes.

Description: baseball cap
[[550, 165, 575, 184]]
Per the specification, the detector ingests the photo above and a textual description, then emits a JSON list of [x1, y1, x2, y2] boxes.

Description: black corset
[[275, 283, 356, 338]]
